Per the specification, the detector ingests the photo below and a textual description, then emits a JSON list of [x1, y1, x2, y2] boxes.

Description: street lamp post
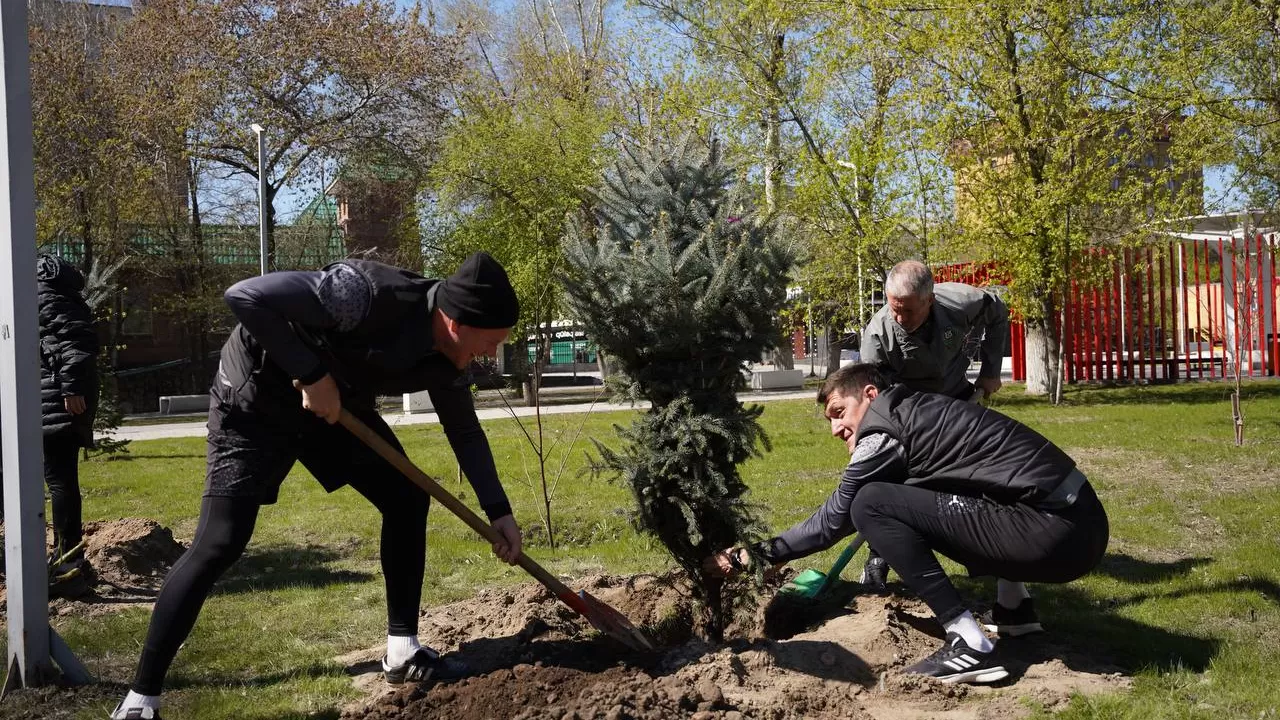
[[251, 123, 267, 276]]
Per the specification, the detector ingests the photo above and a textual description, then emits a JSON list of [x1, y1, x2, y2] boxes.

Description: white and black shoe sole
[[982, 621, 1044, 637], [381, 656, 438, 685], [934, 665, 1010, 684]]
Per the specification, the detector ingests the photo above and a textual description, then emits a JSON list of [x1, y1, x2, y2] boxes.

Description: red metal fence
[[937, 235, 1280, 384]]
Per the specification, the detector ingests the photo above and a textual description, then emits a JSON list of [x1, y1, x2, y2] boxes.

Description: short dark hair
[[817, 363, 889, 405]]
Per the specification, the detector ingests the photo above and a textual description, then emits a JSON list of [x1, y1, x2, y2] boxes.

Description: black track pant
[[130, 473, 430, 695], [44, 432, 83, 557], [850, 481, 1108, 624]]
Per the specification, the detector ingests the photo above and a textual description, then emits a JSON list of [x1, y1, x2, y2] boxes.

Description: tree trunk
[[109, 289, 124, 370], [524, 373, 539, 407], [767, 338, 794, 369], [1023, 296, 1060, 396], [507, 338, 529, 400], [702, 577, 726, 643], [188, 163, 209, 394], [523, 330, 547, 407], [758, 33, 789, 372], [78, 190, 94, 274], [596, 350, 612, 381], [524, 320, 554, 407], [762, 33, 784, 215], [265, 185, 278, 271], [825, 326, 842, 377]]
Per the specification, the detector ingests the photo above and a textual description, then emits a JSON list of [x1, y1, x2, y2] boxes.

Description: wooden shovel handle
[[337, 409, 578, 602]]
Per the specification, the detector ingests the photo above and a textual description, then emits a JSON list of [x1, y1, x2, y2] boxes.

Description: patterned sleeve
[[754, 432, 906, 564], [316, 262, 372, 333], [850, 432, 894, 464]]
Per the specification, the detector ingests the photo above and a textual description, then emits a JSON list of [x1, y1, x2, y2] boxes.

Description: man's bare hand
[[63, 395, 86, 415], [975, 376, 1002, 397], [490, 515, 522, 564], [300, 374, 341, 423]]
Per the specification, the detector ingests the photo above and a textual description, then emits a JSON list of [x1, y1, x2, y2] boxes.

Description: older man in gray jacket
[[856, 260, 1010, 587], [860, 260, 1009, 401]]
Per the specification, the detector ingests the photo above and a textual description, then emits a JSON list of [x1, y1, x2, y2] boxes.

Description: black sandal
[[381, 648, 471, 685]]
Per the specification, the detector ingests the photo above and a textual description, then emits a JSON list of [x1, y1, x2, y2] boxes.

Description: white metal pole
[[252, 124, 267, 275], [1, 0, 53, 689], [1, 1, 91, 689]]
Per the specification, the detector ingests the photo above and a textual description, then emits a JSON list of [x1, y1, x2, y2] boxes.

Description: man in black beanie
[[112, 253, 522, 720]]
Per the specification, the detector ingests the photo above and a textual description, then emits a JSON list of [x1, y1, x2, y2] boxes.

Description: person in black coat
[[110, 252, 523, 720], [37, 254, 99, 573], [706, 363, 1108, 685]]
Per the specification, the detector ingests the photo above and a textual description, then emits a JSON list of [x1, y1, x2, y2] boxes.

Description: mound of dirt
[[0, 517, 185, 617], [81, 517, 187, 588], [38, 518, 185, 617], [339, 574, 1131, 720]]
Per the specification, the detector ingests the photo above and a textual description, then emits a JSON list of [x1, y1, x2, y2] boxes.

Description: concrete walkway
[[105, 388, 819, 442], [106, 357, 1016, 443]]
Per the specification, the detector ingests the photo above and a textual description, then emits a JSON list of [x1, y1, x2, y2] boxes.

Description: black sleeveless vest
[[216, 260, 457, 413], [855, 385, 1077, 505]]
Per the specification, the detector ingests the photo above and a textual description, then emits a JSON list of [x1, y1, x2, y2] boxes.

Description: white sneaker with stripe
[[903, 632, 1009, 684]]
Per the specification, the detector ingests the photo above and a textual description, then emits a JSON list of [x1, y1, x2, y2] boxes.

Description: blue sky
[[251, 0, 1249, 224]]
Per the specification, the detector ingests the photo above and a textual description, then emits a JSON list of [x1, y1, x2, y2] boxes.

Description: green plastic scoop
[[780, 533, 866, 598]]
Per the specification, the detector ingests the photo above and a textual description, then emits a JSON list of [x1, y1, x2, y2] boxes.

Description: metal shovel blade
[[334, 407, 654, 653], [558, 588, 655, 652]]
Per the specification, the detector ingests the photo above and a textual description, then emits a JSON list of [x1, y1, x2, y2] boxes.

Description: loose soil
[[0, 526, 1132, 718], [0, 518, 186, 618], [338, 573, 1130, 720]]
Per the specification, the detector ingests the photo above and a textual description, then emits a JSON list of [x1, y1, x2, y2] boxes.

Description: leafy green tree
[[429, 0, 616, 401], [630, 1, 949, 372], [1156, 0, 1280, 210], [29, 0, 152, 273], [562, 137, 794, 640], [118, 0, 459, 269], [876, 0, 1212, 395]]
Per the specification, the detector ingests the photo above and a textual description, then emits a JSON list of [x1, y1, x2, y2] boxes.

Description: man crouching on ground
[[705, 363, 1108, 684]]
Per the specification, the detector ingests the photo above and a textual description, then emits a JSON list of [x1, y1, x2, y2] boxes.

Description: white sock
[[113, 691, 161, 717], [996, 579, 1031, 609], [386, 634, 422, 666], [944, 611, 994, 653]]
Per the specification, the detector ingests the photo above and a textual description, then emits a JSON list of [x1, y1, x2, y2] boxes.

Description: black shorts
[[203, 395, 407, 505]]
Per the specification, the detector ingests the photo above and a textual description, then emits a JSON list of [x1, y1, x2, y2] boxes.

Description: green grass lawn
[[5, 381, 1280, 719]]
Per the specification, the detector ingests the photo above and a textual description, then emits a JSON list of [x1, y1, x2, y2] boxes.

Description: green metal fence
[[527, 339, 597, 365]]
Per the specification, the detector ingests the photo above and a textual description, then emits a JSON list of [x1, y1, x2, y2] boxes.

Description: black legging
[[131, 474, 430, 695], [850, 481, 1108, 624], [44, 432, 84, 557], [862, 385, 981, 572]]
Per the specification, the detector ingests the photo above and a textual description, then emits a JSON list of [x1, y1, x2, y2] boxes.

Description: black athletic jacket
[[856, 385, 1077, 505], [214, 260, 512, 520], [758, 385, 1080, 563]]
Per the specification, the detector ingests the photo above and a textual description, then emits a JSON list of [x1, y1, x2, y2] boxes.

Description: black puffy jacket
[[38, 254, 99, 445]]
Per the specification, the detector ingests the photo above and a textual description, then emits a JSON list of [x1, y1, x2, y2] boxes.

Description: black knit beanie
[[437, 252, 520, 328]]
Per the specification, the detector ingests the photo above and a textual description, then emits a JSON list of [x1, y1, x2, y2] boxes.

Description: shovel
[[780, 533, 866, 599], [338, 408, 654, 651]]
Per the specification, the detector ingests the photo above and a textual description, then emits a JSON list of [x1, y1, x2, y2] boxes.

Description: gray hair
[[884, 260, 934, 299]]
